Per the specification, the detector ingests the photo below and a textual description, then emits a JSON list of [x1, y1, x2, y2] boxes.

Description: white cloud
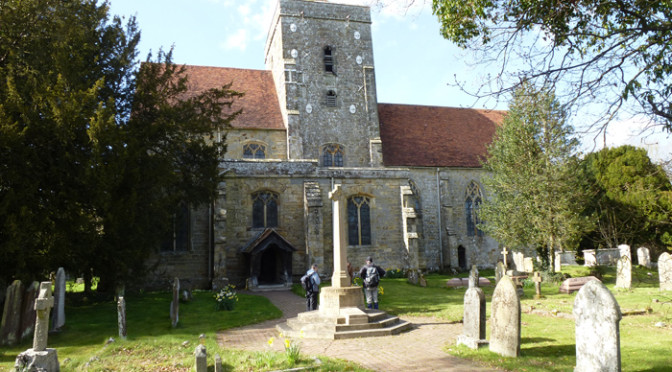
[[585, 116, 672, 163], [220, 28, 248, 51]]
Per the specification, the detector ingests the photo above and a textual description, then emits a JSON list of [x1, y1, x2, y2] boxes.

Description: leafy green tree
[[0, 0, 241, 291], [431, 0, 672, 131], [583, 145, 672, 252], [479, 83, 589, 272]]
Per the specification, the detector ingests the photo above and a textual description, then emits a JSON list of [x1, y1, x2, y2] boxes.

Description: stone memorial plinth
[[559, 276, 601, 294], [574, 280, 621, 372], [489, 275, 521, 357]]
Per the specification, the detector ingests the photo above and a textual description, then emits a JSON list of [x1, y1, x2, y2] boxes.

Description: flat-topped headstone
[[615, 255, 632, 289], [20, 281, 39, 342], [523, 257, 534, 273], [512, 252, 525, 272], [495, 261, 505, 284], [574, 280, 621, 372], [0, 280, 24, 346], [637, 247, 651, 268], [558, 276, 601, 294], [50, 267, 66, 332], [659, 252, 672, 291], [618, 244, 631, 260], [457, 281, 487, 349], [170, 277, 180, 328], [533, 272, 543, 299], [489, 275, 521, 357], [583, 249, 597, 267]]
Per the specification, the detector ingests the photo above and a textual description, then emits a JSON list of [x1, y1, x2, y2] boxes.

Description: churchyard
[[1, 263, 670, 371]]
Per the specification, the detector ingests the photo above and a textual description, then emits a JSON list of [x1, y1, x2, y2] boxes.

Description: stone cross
[[328, 184, 350, 288], [33, 282, 54, 351], [500, 247, 509, 270], [489, 275, 521, 357], [533, 272, 542, 299], [574, 280, 621, 372]]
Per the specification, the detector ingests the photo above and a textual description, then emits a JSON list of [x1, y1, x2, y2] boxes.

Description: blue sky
[[108, 0, 671, 162]]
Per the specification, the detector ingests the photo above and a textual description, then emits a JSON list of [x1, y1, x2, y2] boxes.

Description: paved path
[[217, 290, 500, 372]]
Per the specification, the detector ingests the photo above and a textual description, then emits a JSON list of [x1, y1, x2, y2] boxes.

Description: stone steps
[[277, 310, 412, 340]]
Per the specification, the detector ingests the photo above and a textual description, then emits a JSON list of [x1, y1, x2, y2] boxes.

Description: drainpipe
[[436, 168, 443, 269]]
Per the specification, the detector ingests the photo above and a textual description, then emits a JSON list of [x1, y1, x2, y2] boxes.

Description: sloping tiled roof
[[378, 103, 505, 168], [182, 65, 285, 130]]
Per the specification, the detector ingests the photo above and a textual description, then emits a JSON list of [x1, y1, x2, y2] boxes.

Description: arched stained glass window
[[348, 195, 371, 246], [243, 143, 266, 159], [322, 144, 344, 167], [252, 191, 278, 228], [465, 181, 484, 237]]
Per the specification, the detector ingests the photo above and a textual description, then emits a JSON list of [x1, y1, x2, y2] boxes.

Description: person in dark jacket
[[301, 264, 320, 311], [358, 256, 385, 309]]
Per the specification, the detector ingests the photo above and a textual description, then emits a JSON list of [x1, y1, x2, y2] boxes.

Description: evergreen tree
[[479, 83, 589, 271]]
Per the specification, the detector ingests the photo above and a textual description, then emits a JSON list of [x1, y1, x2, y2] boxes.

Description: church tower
[[265, 0, 383, 167]]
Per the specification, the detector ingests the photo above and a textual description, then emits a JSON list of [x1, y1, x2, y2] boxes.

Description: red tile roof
[[378, 103, 504, 168], [182, 65, 285, 130]]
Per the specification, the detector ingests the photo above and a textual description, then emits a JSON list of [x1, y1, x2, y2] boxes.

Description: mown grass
[[0, 290, 371, 371]]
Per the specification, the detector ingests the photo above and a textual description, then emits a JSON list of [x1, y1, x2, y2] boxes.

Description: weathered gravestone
[[615, 255, 632, 289], [170, 278, 180, 328], [583, 249, 597, 267], [489, 275, 521, 357], [117, 296, 127, 340], [457, 266, 487, 349], [214, 353, 223, 372], [0, 280, 24, 346], [574, 280, 621, 372], [618, 244, 631, 261], [659, 252, 672, 291], [523, 257, 534, 273], [495, 261, 505, 284], [559, 276, 601, 294], [19, 281, 39, 342], [14, 281, 60, 372], [637, 247, 651, 268], [194, 344, 207, 372], [50, 267, 66, 332], [533, 272, 543, 299], [512, 252, 525, 272]]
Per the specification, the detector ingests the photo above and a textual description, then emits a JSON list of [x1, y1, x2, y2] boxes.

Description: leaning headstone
[[523, 257, 534, 273], [170, 277, 180, 328], [194, 344, 207, 372], [117, 296, 127, 340], [214, 353, 223, 372], [489, 275, 521, 357], [19, 281, 40, 342], [559, 276, 601, 294], [615, 255, 632, 289], [50, 267, 66, 332], [14, 282, 60, 372], [659, 252, 672, 291], [618, 244, 631, 260], [0, 280, 24, 346], [457, 266, 487, 349], [495, 261, 505, 284], [637, 247, 651, 268], [574, 280, 621, 372]]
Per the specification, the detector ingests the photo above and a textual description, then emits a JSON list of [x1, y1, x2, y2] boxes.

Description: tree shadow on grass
[[522, 337, 555, 343], [521, 343, 575, 358]]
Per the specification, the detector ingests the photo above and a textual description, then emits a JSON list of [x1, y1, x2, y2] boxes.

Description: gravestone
[[596, 248, 621, 265], [419, 274, 427, 287], [170, 278, 180, 328], [574, 280, 621, 372], [512, 252, 525, 272], [117, 296, 127, 340], [533, 272, 543, 299], [554, 254, 562, 273], [583, 249, 597, 267], [500, 247, 509, 270], [50, 267, 66, 332], [659, 252, 672, 291], [495, 261, 505, 284], [489, 275, 521, 357], [559, 276, 601, 294], [194, 344, 207, 372], [0, 280, 24, 346], [14, 281, 60, 372], [615, 255, 632, 289], [19, 281, 39, 342], [214, 353, 223, 372], [618, 244, 631, 260], [457, 266, 487, 349], [637, 247, 651, 268], [523, 257, 534, 273]]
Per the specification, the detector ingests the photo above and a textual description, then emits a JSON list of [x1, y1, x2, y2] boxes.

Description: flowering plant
[[214, 284, 238, 311]]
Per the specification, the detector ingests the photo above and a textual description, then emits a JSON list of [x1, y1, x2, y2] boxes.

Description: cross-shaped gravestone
[[501, 247, 509, 270], [533, 272, 543, 299], [33, 282, 54, 351]]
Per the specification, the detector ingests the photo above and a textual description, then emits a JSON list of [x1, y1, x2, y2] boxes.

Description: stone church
[[148, 0, 504, 289]]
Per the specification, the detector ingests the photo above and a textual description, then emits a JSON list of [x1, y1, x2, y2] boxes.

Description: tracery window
[[243, 143, 266, 159], [465, 181, 484, 237], [322, 144, 344, 167], [252, 191, 278, 228], [348, 195, 371, 246]]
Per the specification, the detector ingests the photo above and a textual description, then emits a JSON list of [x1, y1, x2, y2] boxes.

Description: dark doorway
[[240, 228, 297, 287], [458, 246, 467, 270], [258, 245, 282, 284]]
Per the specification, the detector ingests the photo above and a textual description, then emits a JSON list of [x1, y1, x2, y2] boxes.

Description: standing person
[[359, 256, 386, 309], [301, 264, 320, 311]]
